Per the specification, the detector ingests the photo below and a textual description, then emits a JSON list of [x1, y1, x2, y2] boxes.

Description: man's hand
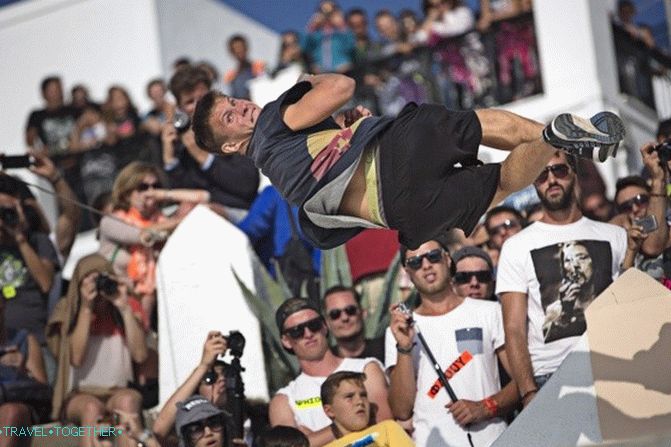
[[641, 143, 665, 181], [334, 105, 372, 128], [446, 399, 490, 426], [28, 151, 59, 183], [200, 331, 228, 368], [161, 123, 178, 162], [626, 224, 648, 253], [389, 304, 416, 350]]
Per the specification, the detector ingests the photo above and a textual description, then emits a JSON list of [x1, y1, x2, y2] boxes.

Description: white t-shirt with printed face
[[495, 217, 627, 376], [385, 298, 507, 447]]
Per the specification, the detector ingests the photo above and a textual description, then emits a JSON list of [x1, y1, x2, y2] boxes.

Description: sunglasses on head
[[617, 194, 650, 214], [283, 317, 324, 340], [487, 219, 520, 236], [453, 270, 492, 285], [405, 248, 444, 270], [183, 415, 225, 443], [327, 304, 359, 320], [136, 182, 159, 192], [534, 163, 570, 184]]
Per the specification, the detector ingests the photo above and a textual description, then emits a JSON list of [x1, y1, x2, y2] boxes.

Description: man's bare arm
[[363, 361, 393, 422], [282, 74, 355, 131], [500, 292, 538, 406]]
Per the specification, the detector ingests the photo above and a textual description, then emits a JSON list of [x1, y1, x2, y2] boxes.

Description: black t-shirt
[[26, 106, 78, 155], [1, 233, 60, 343]]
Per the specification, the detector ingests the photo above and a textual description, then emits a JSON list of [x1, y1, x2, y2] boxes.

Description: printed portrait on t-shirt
[[531, 239, 613, 343]]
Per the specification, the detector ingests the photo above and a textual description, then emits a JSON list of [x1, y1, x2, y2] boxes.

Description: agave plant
[[233, 244, 407, 395]]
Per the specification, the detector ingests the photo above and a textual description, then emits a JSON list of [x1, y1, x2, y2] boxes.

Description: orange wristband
[[483, 397, 498, 417]]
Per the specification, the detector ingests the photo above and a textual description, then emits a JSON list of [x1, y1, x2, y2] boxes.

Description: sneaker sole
[[591, 112, 625, 161], [552, 113, 624, 146]]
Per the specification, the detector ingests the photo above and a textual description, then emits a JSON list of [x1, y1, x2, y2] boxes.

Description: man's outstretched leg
[[474, 108, 625, 206]]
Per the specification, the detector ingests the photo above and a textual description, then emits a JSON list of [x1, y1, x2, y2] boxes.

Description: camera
[[95, 273, 118, 296], [633, 214, 659, 234], [224, 331, 246, 358], [173, 109, 191, 134], [654, 139, 671, 166], [0, 206, 19, 228], [0, 154, 35, 170]]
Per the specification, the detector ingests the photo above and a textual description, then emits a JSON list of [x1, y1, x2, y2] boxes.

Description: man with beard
[[496, 151, 627, 408], [386, 239, 519, 447]]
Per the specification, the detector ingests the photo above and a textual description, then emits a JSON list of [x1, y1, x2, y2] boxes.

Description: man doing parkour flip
[[192, 73, 625, 249]]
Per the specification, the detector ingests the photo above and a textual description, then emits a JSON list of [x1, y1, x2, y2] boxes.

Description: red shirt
[[345, 229, 399, 283], [90, 298, 146, 336]]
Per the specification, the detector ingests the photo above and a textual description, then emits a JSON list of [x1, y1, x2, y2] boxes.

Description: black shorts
[[379, 103, 501, 250]]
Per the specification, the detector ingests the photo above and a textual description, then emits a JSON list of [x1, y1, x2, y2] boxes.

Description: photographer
[[611, 143, 669, 275], [161, 66, 259, 222], [46, 254, 149, 447], [0, 187, 58, 349], [153, 331, 229, 444], [303, 1, 355, 74]]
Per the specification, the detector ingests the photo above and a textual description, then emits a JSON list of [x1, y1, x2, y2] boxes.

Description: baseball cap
[[451, 246, 493, 271], [275, 297, 321, 333], [175, 395, 225, 447]]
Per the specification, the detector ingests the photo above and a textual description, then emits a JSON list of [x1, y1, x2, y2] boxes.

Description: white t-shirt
[[275, 357, 382, 431], [385, 299, 507, 447], [495, 217, 627, 376]]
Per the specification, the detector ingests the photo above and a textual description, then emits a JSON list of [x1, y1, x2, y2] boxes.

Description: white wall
[[0, 0, 163, 156]]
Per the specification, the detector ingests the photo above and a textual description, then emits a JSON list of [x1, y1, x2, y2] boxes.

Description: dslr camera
[[0, 206, 20, 228], [654, 139, 671, 166], [95, 272, 118, 296], [172, 110, 191, 134]]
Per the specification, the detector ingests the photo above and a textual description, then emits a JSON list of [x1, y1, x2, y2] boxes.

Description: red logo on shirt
[[426, 351, 473, 399], [309, 128, 353, 180]]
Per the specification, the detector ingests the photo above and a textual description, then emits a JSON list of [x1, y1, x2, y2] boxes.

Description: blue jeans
[[535, 373, 554, 389]]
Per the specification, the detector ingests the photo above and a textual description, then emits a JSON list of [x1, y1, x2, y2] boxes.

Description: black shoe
[[543, 112, 625, 162]]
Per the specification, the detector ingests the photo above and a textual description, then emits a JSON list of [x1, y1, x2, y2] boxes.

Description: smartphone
[[633, 214, 658, 234], [0, 154, 35, 169]]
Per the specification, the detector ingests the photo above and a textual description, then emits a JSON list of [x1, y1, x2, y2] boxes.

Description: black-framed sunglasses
[[136, 181, 159, 192], [487, 219, 520, 236], [453, 270, 493, 285], [283, 317, 324, 340], [328, 304, 359, 321], [405, 248, 444, 271], [183, 415, 225, 443], [617, 194, 650, 214], [534, 163, 570, 184]]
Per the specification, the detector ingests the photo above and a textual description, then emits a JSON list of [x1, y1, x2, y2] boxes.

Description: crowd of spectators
[[1, 0, 670, 446]]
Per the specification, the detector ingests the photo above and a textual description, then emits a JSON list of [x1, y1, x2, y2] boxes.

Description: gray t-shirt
[[1, 233, 59, 343]]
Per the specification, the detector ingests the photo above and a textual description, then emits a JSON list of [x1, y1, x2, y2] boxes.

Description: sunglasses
[[283, 317, 324, 340], [405, 248, 444, 270], [534, 163, 570, 184], [183, 415, 225, 443], [327, 304, 359, 320], [136, 182, 159, 192], [453, 270, 493, 285], [617, 194, 649, 214], [487, 219, 520, 236]]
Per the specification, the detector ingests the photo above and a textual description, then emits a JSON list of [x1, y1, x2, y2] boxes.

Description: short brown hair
[[192, 90, 228, 153], [169, 66, 212, 106], [320, 371, 366, 406], [111, 162, 167, 211]]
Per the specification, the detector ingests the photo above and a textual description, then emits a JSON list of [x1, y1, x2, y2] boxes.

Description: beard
[[539, 178, 576, 211]]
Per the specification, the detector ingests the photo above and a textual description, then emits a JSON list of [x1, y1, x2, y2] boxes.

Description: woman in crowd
[[100, 162, 209, 322], [47, 254, 156, 447]]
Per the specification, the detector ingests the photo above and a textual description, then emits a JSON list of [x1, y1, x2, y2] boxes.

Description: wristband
[[482, 397, 498, 417], [396, 343, 415, 355]]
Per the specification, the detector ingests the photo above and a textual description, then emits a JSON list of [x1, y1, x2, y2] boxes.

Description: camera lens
[[95, 273, 118, 295], [173, 110, 191, 133]]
